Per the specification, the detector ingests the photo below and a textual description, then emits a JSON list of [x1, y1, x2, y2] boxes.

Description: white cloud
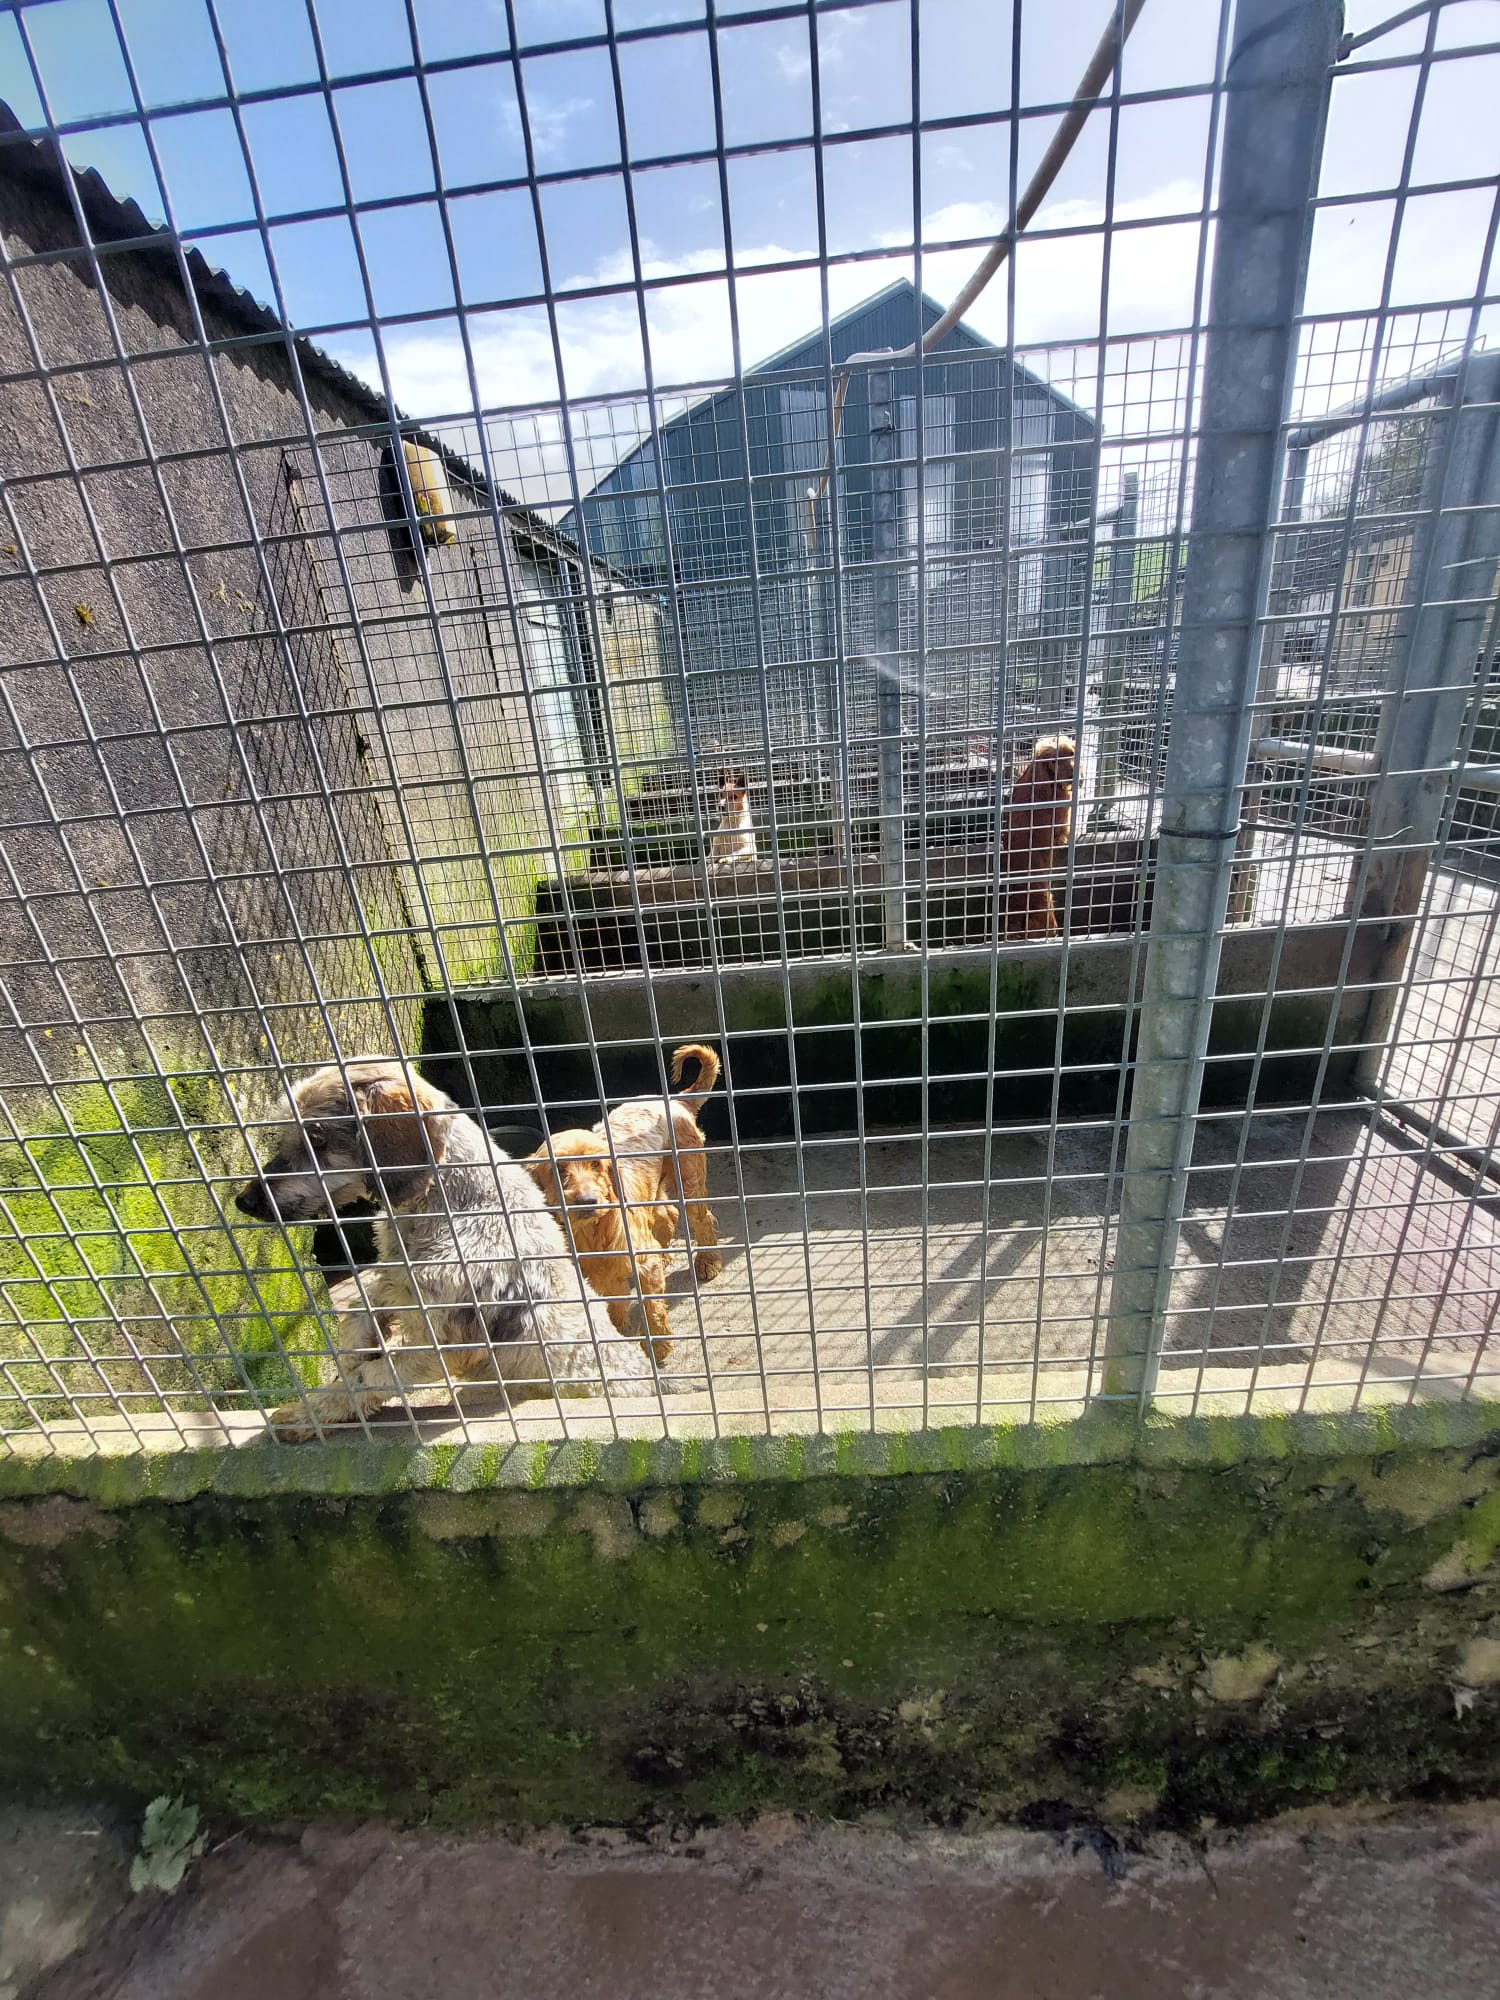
[[1305, 187, 1498, 320], [322, 174, 1499, 509], [927, 140, 976, 174], [508, 92, 598, 163], [773, 36, 811, 84], [325, 242, 919, 506], [902, 181, 1208, 346]]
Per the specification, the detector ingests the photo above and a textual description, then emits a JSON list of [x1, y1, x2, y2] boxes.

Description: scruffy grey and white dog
[[234, 1060, 682, 1438]]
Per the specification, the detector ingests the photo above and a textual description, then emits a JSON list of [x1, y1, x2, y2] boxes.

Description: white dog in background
[[710, 769, 757, 864]]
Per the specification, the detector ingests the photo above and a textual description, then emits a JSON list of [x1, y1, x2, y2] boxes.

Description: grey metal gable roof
[[584, 278, 1096, 503], [745, 277, 991, 376]]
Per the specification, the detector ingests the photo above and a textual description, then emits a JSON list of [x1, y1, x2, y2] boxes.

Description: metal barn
[[562, 282, 1096, 858]]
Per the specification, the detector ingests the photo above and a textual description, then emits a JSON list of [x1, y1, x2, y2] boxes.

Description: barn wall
[[0, 160, 425, 1089], [0, 143, 672, 1419], [568, 291, 1097, 775]]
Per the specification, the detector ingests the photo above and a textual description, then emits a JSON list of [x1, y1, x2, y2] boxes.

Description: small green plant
[[129, 1795, 205, 1893]]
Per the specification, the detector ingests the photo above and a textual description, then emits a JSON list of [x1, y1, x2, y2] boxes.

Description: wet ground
[[8, 1802, 1500, 2000]]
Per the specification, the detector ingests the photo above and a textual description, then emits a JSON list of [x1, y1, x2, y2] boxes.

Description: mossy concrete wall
[[428, 924, 1381, 1136], [4, 1405, 1500, 1831]]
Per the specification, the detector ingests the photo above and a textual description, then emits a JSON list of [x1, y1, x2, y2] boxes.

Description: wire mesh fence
[[1, 0, 1499, 1453]]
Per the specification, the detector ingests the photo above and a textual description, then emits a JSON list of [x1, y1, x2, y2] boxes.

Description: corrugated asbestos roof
[[0, 99, 599, 569]]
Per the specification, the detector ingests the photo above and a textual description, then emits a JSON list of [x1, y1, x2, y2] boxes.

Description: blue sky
[[2, 0, 1498, 504]]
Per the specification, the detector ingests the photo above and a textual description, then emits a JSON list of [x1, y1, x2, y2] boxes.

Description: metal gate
[[2, 0, 1499, 1452]]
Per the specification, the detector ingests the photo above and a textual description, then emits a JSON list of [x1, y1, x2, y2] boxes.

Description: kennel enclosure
[[1, 0, 1499, 1448]]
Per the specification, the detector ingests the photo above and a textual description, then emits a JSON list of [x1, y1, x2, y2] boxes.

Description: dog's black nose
[[234, 1184, 266, 1218]]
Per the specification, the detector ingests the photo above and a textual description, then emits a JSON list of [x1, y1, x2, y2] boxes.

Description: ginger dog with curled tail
[[527, 1044, 724, 1366]]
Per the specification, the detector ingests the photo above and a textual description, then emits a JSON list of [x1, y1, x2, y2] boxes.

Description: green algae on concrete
[[2, 1406, 1499, 1831], [426, 957, 1123, 1135], [428, 926, 1371, 1137], [0, 1076, 322, 1427]]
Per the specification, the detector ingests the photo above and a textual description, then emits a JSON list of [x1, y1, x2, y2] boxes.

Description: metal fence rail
[[2, 0, 1499, 1453]]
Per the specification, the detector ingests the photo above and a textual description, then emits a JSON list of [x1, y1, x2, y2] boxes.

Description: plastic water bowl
[[488, 1122, 545, 1161]]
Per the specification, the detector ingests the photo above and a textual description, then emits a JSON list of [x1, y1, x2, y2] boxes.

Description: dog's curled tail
[[670, 1042, 720, 1109]]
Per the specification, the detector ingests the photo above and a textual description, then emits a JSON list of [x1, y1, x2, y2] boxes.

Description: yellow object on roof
[[402, 437, 458, 547]]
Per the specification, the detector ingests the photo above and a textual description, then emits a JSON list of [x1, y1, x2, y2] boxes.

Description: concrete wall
[[3, 1402, 1499, 1828], [426, 924, 1380, 1136], [0, 155, 421, 1091], [0, 134, 673, 1422], [0, 136, 676, 1090]]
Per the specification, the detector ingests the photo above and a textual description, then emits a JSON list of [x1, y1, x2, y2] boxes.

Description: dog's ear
[[524, 1147, 560, 1202], [357, 1071, 452, 1204]]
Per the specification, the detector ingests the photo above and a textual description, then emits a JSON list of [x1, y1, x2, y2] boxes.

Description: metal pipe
[[1351, 349, 1500, 1092], [870, 363, 910, 951], [1089, 471, 1138, 831], [1285, 356, 1465, 451], [1253, 738, 1382, 774], [1252, 743, 1500, 787], [1100, 0, 1344, 1401]]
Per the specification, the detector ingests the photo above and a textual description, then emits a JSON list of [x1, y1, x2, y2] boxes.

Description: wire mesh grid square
[[1, 0, 1499, 1454]]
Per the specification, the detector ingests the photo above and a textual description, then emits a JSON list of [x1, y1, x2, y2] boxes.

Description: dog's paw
[[660, 1374, 709, 1396], [266, 1402, 319, 1443], [694, 1249, 724, 1282], [268, 1395, 365, 1440], [646, 1337, 675, 1367]]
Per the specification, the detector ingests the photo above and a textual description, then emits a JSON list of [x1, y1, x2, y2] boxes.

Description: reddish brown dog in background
[[526, 1044, 724, 1365], [999, 733, 1076, 939]]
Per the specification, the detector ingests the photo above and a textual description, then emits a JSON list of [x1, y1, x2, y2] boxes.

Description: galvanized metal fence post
[[1100, 0, 1343, 1400], [1352, 350, 1500, 1094], [1090, 469, 1138, 833], [870, 363, 910, 950]]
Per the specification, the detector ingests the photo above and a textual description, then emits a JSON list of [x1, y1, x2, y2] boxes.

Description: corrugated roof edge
[[0, 99, 626, 579]]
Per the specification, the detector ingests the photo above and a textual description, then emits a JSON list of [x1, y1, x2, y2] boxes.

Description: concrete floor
[[14, 1102, 1500, 1455], [660, 1103, 1500, 1425], [1250, 835, 1500, 1159], [10, 1804, 1500, 2000], [13, 847, 1500, 1454], [1383, 861, 1500, 1153]]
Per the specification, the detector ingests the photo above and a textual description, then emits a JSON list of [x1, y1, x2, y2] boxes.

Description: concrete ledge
[[5, 1389, 1500, 1505], [3, 1398, 1500, 1829], [430, 924, 1381, 1133]]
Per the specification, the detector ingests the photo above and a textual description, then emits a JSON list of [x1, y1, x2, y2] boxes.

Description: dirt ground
[[7, 1802, 1500, 2000]]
